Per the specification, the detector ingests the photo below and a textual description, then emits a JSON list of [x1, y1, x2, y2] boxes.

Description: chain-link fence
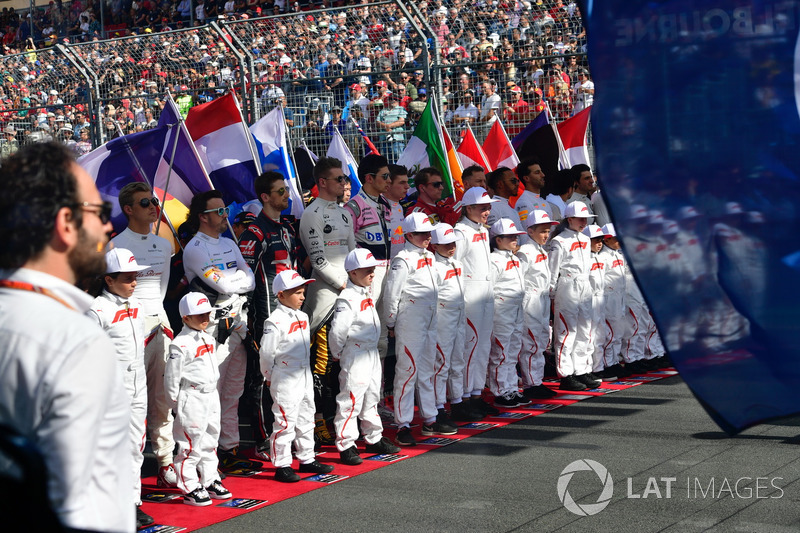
[[0, 0, 591, 163]]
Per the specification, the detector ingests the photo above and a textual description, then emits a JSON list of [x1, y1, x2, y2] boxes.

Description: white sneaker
[[183, 487, 212, 506], [157, 464, 178, 488], [206, 480, 232, 500]]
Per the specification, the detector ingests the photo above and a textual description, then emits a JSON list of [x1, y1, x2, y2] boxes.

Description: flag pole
[[545, 100, 570, 169], [154, 121, 181, 238], [430, 94, 456, 201], [279, 104, 305, 210]]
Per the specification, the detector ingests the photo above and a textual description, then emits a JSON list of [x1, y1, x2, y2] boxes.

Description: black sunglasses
[[428, 181, 444, 188], [325, 175, 348, 183], [138, 197, 160, 208]]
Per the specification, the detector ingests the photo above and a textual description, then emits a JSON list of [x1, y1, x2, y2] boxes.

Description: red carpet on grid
[[139, 369, 678, 532]]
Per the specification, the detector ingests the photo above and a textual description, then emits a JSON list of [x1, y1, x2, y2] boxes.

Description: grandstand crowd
[[0, 0, 592, 159]]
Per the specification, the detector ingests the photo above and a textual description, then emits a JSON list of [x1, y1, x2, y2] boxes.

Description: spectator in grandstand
[[453, 89, 479, 127], [480, 79, 501, 129], [375, 96, 407, 164], [573, 68, 594, 114]]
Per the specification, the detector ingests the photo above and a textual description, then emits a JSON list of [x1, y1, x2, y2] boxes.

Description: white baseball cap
[[601, 223, 616, 237], [272, 270, 315, 294], [747, 211, 765, 224], [629, 204, 648, 219], [179, 292, 214, 316], [563, 201, 596, 219], [461, 186, 498, 206], [581, 224, 605, 239], [678, 206, 700, 220], [402, 212, 438, 234], [431, 222, 458, 244], [523, 209, 558, 229], [344, 248, 382, 271], [648, 210, 664, 224], [663, 219, 679, 235], [105, 248, 149, 273], [490, 218, 525, 237]]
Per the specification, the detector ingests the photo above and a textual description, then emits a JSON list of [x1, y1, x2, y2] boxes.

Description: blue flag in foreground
[[587, 0, 800, 432]]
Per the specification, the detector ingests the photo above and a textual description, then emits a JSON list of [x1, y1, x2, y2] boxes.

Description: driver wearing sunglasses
[[182, 190, 258, 472], [407, 166, 461, 227], [111, 182, 176, 482]]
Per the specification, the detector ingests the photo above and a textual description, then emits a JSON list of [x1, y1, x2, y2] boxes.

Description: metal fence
[[0, 0, 590, 164]]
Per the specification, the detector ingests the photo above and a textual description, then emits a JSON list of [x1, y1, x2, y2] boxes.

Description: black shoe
[[205, 480, 232, 500], [395, 427, 417, 446], [274, 466, 300, 483], [595, 368, 618, 381], [136, 506, 154, 529], [365, 437, 401, 455], [339, 446, 363, 465], [576, 373, 601, 389], [653, 356, 670, 369], [523, 384, 557, 399], [218, 447, 263, 472], [494, 392, 519, 408], [624, 360, 645, 374], [299, 460, 334, 474], [183, 487, 212, 506], [436, 408, 456, 427], [472, 397, 500, 415], [559, 375, 587, 391], [514, 391, 532, 406], [421, 420, 458, 436], [450, 401, 484, 421]]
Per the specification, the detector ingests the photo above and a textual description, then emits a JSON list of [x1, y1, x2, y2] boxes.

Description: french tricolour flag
[[250, 106, 305, 218], [185, 93, 261, 204]]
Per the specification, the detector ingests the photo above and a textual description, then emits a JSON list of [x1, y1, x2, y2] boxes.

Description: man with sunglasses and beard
[[407, 167, 460, 227], [183, 190, 259, 474], [238, 171, 306, 461], [112, 181, 178, 488], [0, 142, 133, 531], [299, 157, 356, 447]]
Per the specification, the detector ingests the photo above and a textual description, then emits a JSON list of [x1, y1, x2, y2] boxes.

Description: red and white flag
[[557, 106, 592, 168], [456, 124, 492, 171], [482, 119, 520, 171]]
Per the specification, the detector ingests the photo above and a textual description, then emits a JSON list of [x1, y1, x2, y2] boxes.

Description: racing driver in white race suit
[[183, 190, 257, 471]]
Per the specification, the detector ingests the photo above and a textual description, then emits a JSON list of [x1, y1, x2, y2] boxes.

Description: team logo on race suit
[[612, 259, 624, 268], [360, 298, 374, 311], [195, 344, 213, 358], [656, 244, 667, 252], [240, 240, 256, 257], [472, 233, 487, 242], [288, 320, 308, 333], [535, 253, 547, 263], [505, 260, 520, 271], [668, 253, 681, 260], [570, 241, 588, 251], [636, 243, 648, 252], [111, 307, 139, 323], [444, 268, 461, 280], [417, 257, 433, 269], [591, 262, 604, 271], [324, 224, 333, 234]]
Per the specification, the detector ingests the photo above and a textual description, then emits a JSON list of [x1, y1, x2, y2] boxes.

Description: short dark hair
[[462, 164, 485, 181], [414, 166, 442, 187], [551, 168, 575, 196], [0, 142, 81, 268], [313, 156, 343, 184], [487, 166, 513, 191], [388, 164, 408, 180], [254, 170, 285, 203], [118, 181, 152, 219], [188, 190, 223, 227], [358, 153, 389, 183], [571, 163, 591, 183], [515, 157, 541, 180]]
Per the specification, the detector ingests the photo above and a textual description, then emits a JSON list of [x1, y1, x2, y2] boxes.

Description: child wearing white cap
[[430, 223, 482, 422], [582, 224, 608, 378], [548, 201, 601, 391], [516, 210, 559, 399], [453, 187, 501, 416], [85, 248, 152, 524], [260, 270, 335, 482], [383, 212, 450, 446], [487, 218, 530, 408], [595, 224, 629, 380], [164, 292, 232, 506], [330, 249, 401, 465]]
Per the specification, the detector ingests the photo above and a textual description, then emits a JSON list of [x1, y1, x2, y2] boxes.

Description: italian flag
[[397, 98, 460, 199]]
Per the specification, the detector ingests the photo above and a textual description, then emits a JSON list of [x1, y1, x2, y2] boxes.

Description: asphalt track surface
[[186, 376, 800, 533]]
